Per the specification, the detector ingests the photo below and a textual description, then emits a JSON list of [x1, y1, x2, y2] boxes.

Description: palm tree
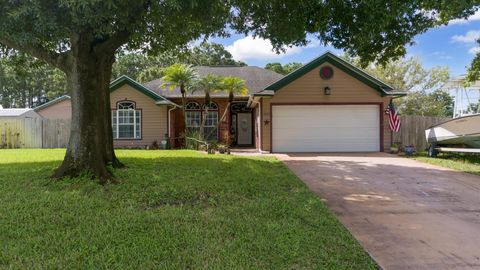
[[161, 64, 198, 133], [195, 73, 223, 140], [217, 76, 248, 145]]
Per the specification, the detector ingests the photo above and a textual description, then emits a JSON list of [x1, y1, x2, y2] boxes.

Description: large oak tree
[[0, 0, 477, 181]]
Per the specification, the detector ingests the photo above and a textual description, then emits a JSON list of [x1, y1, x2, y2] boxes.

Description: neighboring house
[[34, 95, 72, 119], [34, 52, 405, 152], [0, 108, 41, 119]]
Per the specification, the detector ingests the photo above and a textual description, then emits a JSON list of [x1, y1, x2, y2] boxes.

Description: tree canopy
[[113, 42, 245, 83], [466, 40, 480, 83], [0, 52, 66, 108], [265, 62, 303, 75], [344, 55, 453, 117], [1, 1, 477, 67], [0, 42, 242, 108]]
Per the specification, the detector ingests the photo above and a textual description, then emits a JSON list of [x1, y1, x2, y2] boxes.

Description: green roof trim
[[263, 52, 406, 97], [35, 76, 177, 111], [110, 75, 177, 106], [34, 95, 71, 111]]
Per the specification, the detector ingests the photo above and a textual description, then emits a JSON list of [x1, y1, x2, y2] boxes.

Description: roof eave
[[383, 91, 407, 97], [263, 52, 396, 97], [34, 95, 71, 111]]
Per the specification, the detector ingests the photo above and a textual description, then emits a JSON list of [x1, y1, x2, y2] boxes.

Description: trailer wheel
[[428, 145, 438, 157]]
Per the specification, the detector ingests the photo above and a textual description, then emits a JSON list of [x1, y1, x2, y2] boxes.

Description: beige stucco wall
[[36, 99, 72, 119], [110, 84, 168, 148], [260, 62, 391, 152]]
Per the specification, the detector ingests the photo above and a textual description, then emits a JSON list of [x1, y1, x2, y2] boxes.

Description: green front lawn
[[0, 149, 375, 269], [414, 152, 480, 175]]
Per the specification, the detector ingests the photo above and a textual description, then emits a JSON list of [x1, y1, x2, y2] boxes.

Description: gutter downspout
[[168, 105, 178, 138]]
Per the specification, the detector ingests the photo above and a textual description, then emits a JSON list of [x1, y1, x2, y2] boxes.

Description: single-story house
[[34, 52, 405, 152], [34, 95, 72, 119], [0, 108, 41, 119]]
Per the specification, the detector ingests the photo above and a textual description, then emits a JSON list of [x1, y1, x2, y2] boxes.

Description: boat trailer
[[428, 145, 480, 157]]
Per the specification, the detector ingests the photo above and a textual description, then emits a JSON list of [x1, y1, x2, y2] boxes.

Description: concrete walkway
[[277, 153, 480, 270]]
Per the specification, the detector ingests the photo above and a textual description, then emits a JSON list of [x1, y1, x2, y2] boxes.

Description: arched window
[[203, 102, 219, 141], [112, 101, 141, 139], [185, 101, 201, 110], [202, 102, 218, 110], [185, 101, 201, 128], [184, 101, 219, 141]]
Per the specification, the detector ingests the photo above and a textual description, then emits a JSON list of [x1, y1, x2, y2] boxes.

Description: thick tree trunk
[[53, 37, 122, 183]]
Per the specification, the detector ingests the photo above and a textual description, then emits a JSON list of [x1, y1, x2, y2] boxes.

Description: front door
[[237, 113, 252, 145]]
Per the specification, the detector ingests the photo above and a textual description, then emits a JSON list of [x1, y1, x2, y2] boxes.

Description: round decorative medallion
[[320, 66, 334, 80]]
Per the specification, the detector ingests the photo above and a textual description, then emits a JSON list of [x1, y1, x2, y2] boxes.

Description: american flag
[[387, 101, 401, 132]]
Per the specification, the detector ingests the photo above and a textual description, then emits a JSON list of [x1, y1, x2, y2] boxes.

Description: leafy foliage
[[221, 76, 249, 102], [343, 54, 453, 117], [113, 43, 245, 83], [398, 89, 454, 117], [0, 53, 66, 108], [161, 64, 199, 94], [265, 62, 303, 75], [466, 40, 480, 83], [1, 1, 476, 69]]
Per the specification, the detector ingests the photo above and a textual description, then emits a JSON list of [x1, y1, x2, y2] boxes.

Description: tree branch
[[93, 30, 131, 55], [0, 37, 69, 71]]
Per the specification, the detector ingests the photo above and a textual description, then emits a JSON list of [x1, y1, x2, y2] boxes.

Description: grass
[[413, 152, 480, 175], [0, 149, 376, 269]]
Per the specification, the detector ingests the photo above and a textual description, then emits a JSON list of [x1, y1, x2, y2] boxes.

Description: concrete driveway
[[277, 153, 480, 270]]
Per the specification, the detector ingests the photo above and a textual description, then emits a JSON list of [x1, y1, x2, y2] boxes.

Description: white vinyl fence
[[0, 118, 70, 148]]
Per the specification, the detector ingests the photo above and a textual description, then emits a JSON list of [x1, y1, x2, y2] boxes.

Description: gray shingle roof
[[143, 66, 283, 98]]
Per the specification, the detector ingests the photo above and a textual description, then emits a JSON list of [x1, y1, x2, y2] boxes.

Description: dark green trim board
[[110, 75, 177, 106], [263, 52, 406, 97], [34, 76, 177, 111], [34, 95, 71, 111], [111, 75, 161, 100]]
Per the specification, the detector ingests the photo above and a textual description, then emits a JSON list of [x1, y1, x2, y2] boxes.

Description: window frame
[[112, 101, 142, 140], [185, 101, 219, 141]]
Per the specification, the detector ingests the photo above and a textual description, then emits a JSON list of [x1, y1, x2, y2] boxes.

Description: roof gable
[[34, 95, 71, 111], [110, 75, 175, 105], [34, 76, 176, 111], [263, 52, 405, 97]]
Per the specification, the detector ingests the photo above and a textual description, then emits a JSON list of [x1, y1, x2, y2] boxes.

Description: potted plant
[[403, 145, 415, 156]]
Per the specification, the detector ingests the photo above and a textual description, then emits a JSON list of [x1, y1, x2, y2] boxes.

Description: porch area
[[168, 99, 258, 149]]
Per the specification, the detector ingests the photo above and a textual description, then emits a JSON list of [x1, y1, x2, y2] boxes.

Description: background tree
[[398, 90, 454, 117], [187, 43, 246, 67], [0, 52, 67, 108], [344, 55, 453, 117], [264, 62, 302, 75], [114, 42, 245, 83], [0, 0, 476, 180], [466, 39, 480, 83]]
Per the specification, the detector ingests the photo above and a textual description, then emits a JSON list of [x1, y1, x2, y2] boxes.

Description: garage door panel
[[272, 105, 380, 152]]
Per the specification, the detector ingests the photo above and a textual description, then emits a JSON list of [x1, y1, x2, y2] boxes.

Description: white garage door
[[272, 105, 380, 152]]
